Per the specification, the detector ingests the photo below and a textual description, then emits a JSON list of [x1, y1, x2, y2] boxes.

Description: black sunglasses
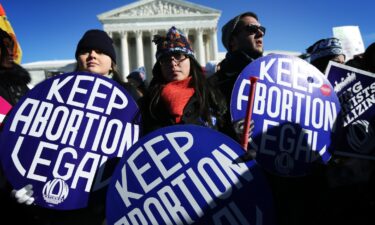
[[242, 24, 266, 35]]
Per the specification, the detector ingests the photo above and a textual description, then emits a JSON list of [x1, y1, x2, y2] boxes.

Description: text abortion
[[9, 75, 139, 192]]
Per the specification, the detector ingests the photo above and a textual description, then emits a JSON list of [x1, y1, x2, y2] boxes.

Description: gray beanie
[[221, 12, 259, 51], [307, 37, 345, 63]]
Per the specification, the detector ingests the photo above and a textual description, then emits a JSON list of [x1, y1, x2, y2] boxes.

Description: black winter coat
[[0, 64, 35, 224], [209, 50, 257, 105], [0, 64, 31, 106], [208, 50, 258, 140]]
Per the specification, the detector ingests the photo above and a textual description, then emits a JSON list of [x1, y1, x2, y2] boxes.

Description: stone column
[[182, 28, 189, 38], [196, 28, 205, 65], [183, 28, 191, 50], [150, 30, 157, 66], [209, 27, 218, 61], [107, 31, 113, 39], [120, 31, 129, 80], [135, 30, 144, 68]]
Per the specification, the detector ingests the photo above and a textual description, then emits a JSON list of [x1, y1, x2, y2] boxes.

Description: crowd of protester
[[0, 7, 374, 225]]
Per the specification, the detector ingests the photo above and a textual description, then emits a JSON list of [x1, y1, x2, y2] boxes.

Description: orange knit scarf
[[160, 77, 195, 123]]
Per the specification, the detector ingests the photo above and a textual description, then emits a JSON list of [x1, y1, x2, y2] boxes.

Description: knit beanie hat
[[75, 29, 116, 63], [153, 26, 194, 60], [222, 12, 259, 51], [127, 66, 146, 87], [307, 37, 345, 63]]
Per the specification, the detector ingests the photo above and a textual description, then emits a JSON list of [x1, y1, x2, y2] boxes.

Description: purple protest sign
[[230, 54, 341, 177], [0, 72, 141, 210], [106, 125, 275, 225], [326, 61, 375, 160]]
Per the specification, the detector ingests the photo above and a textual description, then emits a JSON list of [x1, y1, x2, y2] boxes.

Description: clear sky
[[2, 0, 375, 64]]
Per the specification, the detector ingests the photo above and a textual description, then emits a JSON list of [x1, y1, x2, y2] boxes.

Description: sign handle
[[241, 76, 258, 151]]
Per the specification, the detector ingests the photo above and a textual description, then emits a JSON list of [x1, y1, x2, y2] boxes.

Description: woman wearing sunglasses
[[142, 26, 227, 133]]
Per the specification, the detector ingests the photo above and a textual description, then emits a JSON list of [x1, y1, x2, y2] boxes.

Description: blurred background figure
[[306, 37, 345, 73], [346, 42, 375, 73], [204, 60, 220, 78], [126, 66, 147, 97]]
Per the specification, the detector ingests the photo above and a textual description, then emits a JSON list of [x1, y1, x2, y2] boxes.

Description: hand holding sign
[[12, 184, 35, 205], [230, 54, 341, 176]]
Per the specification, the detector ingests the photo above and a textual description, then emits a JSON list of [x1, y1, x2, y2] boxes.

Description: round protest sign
[[106, 125, 275, 225], [230, 54, 341, 177], [0, 72, 141, 210]]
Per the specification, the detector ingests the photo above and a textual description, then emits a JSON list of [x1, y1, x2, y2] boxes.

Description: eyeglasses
[[240, 24, 266, 35], [159, 53, 188, 65]]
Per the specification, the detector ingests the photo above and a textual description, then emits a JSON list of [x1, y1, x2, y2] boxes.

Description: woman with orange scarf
[[142, 26, 227, 133]]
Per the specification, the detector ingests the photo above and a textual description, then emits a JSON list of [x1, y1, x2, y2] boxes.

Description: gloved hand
[[233, 119, 254, 141], [233, 119, 257, 160], [11, 184, 35, 205]]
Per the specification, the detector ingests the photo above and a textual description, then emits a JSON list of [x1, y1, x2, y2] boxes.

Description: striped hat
[[153, 26, 194, 60]]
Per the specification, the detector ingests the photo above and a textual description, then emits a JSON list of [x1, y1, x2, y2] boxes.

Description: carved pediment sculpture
[[110, 0, 216, 18]]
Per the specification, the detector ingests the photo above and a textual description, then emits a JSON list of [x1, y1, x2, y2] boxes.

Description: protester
[[204, 60, 219, 78], [208, 11, 332, 225], [206, 11, 265, 142], [0, 28, 30, 105], [321, 41, 375, 225], [306, 37, 345, 73], [0, 27, 39, 225], [126, 66, 148, 98], [10, 28, 143, 225], [141, 26, 227, 134]]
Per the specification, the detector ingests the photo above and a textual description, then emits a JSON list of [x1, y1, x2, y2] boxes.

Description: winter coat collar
[[0, 64, 31, 85]]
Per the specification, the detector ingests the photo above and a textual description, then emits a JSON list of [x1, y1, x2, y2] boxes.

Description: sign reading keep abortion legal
[[106, 125, 275, 225], [231, 54, 341, 176], [326, 61, 375, 160], [0, 72, 141, 210]]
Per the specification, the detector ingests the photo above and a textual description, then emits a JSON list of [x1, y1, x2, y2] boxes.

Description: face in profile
[[1, 37, 15, 68], [230, 16, 265, 57]]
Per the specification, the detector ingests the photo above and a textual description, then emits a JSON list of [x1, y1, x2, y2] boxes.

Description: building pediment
[[98, 0, 220, 21]]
